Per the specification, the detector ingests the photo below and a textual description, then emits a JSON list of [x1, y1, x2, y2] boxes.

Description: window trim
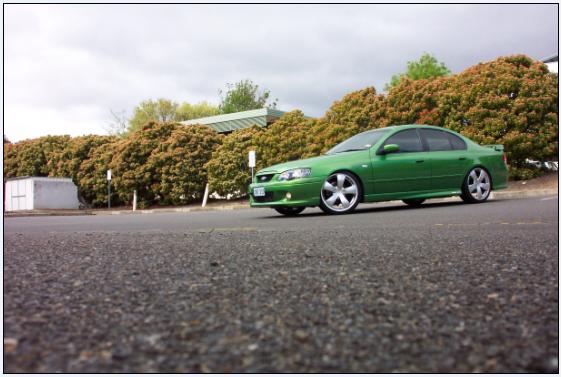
[[377, 128, 425, 155]]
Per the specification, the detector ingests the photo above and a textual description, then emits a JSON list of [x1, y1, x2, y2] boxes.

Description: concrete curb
[[490, 188, 558, 200], [4, 210, 94, 218], [4, 189, 557, 217], [90, 204, 251, 216]]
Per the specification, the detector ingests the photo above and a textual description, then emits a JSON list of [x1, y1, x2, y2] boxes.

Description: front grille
[[256, 174, 275, 183], [252, 192, 274, 203]]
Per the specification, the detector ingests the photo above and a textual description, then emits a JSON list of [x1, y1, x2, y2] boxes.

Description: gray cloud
[[4, 4, 558, 141]]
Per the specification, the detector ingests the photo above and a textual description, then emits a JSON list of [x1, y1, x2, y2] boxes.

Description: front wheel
[[461, 167, 491, 203], [274, 206, 305, 216], [403, 198, 426, 207], [319, 172, 361, 215]]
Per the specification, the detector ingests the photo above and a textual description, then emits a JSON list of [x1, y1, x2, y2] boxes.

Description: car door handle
[[458, 157, 467, 160], [415, 160, 424, 163]]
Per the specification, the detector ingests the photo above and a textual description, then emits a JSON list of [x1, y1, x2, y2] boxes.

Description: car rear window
[[447, 133, 467, 150], [420, 129, 453, 151]]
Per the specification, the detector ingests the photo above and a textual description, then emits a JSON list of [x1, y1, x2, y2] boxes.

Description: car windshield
[[326, 128, 390, 154]]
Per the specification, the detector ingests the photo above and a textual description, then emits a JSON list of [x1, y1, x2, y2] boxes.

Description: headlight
[[278, 168, 311, 181]]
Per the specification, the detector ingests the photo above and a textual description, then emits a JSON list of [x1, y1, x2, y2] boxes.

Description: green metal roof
[[181, 108, 286, 133]]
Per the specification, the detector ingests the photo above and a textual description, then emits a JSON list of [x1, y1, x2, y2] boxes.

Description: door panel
[[419, 129, 471, 190], [371, 129, 432, 195], [372, 152, 432, 194], [428, 151, 470, 190]]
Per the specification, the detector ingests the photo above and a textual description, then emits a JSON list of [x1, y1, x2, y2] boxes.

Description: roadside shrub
[[508, 167, 544, 181], [3, 135, 72, 178], [109, 122, 178, 206], [385, 55, 558, 175], [254, 110, 317, 167], [444, 56, 558, 170], [47, 135, 117, 183], [148, 125, 223, 205], [306, 87, 388, 155], [205, 126, 264, 198], [3, 54, 557, 204], [77, 141, 121, 206], [109, 122, 222, 207], [322, 86, 388, 130]]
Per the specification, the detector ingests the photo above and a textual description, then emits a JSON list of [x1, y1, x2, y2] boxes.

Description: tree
[[175, 101, 220, 121], [127, 98, 178, 134], [105, 109, 129, 136], [4, 135, 11, 144], [219, 79, 277, 114], [385, 53, 451, 91]]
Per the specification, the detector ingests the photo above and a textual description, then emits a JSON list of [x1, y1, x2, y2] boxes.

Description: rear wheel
[[274, 206, 305, 216], [403, 198, 425, 207], [461, 167, 491, 203], [319, 172, 361, 215]]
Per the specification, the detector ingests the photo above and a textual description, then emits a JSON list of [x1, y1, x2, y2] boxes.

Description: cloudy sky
[[4, 4, 558, 142]]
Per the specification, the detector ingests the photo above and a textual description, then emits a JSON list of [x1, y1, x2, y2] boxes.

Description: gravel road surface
[[4, 197, 559, 372]]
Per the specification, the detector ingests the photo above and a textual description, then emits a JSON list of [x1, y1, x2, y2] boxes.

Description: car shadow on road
[[258, 198, 508, 219]]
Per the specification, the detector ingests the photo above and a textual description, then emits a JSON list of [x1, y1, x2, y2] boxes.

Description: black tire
[[460, 167, 492, 204], [403, 198, 426, 207], [274, 206, 306, 216], [319, 172, 362, 215]]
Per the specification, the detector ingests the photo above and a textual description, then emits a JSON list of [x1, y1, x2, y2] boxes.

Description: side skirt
[[364, 189, 462, 203]]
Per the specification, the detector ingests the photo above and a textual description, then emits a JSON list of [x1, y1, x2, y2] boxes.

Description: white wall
[[5, 177, 80, 211], [5, 178, 34, 211], [546, 61, 558, 74], [33, 178, 80, 210]]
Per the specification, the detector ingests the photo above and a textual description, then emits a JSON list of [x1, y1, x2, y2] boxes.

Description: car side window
[[420, 129, 453, 151], [382, 129, 423, 153], [447, 133, 467, 150]]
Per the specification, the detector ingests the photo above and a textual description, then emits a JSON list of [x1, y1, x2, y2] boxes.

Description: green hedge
[[4, 55, 558, 205]]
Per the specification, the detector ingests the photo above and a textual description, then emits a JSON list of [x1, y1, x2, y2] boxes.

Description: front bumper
[[248, 178, 322, 207]]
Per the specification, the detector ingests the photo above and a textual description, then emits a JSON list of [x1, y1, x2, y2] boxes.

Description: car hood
[[257, 151, 365, 174]]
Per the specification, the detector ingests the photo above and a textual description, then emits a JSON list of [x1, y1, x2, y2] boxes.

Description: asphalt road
[[3, 196, 559, 372]]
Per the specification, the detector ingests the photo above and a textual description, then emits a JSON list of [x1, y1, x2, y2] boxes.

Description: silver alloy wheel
[[321, 173, 360, 213], [467, 167, 491, 200]]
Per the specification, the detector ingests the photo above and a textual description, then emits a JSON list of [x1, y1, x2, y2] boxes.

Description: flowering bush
[[4, 55, 557, 205]]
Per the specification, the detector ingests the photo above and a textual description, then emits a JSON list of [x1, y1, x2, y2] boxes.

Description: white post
[[133, 190, 137, 211], [202, 183, 209, 207], [249, 150, 256, 182]]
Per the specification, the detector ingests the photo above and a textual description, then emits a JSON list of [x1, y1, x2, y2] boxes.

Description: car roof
[[368, 124, 460, 134], [360, 124, 461, 136], [387, 124, 445, 130]]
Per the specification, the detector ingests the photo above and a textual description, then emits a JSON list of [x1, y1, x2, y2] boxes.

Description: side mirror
[[383, 144, 399, 154]]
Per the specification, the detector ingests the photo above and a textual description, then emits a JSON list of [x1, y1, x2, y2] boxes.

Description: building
[[181, 108, 286, 133], [542, 54, 558, 74], [5, 177, 80, 211]]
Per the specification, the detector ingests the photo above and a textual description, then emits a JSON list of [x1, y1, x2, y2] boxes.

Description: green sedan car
[[249, 125, 508, 215]]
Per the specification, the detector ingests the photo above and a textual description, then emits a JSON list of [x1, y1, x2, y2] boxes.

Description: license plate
[[253, 187, 265, 197]]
